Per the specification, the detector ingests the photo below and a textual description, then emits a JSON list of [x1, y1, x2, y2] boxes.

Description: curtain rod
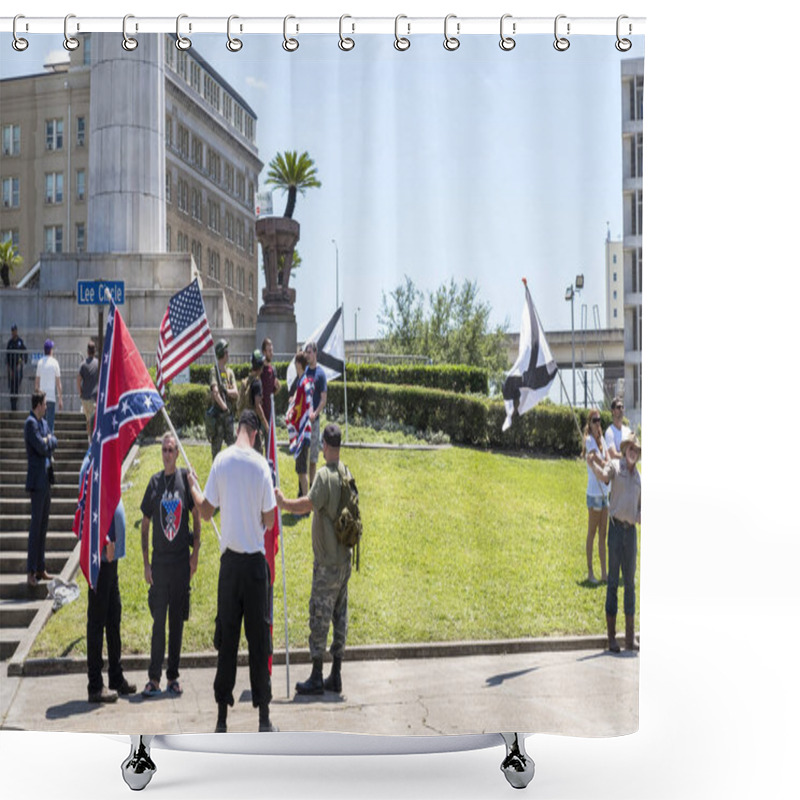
[[2, 15, 646, 37]]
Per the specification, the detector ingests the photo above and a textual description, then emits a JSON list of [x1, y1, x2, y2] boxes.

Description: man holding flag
[[73, 299, 164, 701]]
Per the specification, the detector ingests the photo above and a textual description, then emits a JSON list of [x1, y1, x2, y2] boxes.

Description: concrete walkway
[[0, 645, 638, 737]]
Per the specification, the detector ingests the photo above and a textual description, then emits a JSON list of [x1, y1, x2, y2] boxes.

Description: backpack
[[236, 374, 255, 416], [335, 463, 363, 570]]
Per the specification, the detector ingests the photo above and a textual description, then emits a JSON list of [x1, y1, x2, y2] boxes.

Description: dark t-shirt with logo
[[140, 467, 194, 563]]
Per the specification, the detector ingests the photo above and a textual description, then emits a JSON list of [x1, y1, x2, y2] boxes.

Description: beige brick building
[[0, 34, 262, 329]]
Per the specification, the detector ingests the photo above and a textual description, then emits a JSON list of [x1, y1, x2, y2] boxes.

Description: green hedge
[[325, 382, 611, 456], [141, 383, 209, 439], [189, 362, 488, 395]]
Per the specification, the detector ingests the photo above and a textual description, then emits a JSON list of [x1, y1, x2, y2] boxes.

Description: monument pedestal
[[256, 310, 297, 361]]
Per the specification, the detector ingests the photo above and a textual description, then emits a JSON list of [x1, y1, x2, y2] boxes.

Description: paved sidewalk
[[0, 647, 638, 737]]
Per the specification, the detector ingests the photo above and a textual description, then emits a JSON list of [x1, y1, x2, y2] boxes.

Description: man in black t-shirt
[[139, 432, 201, 697]]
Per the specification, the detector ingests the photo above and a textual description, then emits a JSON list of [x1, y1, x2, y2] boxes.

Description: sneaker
[[111, 678, 137, 696], [142, 681, 162, 698], [167, 680, 183, 696], [88, 687, 118, 704]]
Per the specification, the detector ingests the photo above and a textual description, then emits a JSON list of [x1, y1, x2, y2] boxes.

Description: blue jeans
[[45, 400, 56, 435], [605, 517, 637, 616]]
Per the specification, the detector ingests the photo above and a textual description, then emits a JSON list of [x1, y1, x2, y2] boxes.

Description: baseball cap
[[44, 339, 54, 353], [322, 423, 342, 447], [239, 409, 259, 431], [214, 339, 229, 359], [11, 323, 17, 331], [251, 349, 265, 368]]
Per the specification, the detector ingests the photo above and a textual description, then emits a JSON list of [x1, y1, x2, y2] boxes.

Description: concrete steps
[[0, 410, 86, 662]]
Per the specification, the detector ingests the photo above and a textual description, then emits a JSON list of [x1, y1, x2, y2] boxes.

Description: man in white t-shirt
[[188, 409, 277, 734], [34, 339, 62, 434], [604, 397, 631, 460]]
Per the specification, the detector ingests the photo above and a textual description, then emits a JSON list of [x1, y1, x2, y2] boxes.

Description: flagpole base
[[500, 733, 535, 789], [121, 735, 157, 791]]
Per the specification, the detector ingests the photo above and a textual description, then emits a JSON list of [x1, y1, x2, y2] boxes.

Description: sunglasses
[[591, 417, 601, 424], [162, 447, 176, 453]]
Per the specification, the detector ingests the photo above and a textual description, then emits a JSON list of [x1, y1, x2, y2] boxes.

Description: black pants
[[9, 370, 22, 410], [214, 551, 272, 708], [86, 558, 123, 695], [148, 558, 190, 683], [27, 485, 51, 574]]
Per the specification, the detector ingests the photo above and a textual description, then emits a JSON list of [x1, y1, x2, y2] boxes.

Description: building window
[[75, 223, 85, 253], [613, 254, 617, 265], [234, 104, 243, 132], [630, 75, 644, 121], [165, 117, 173, 149], [191, 240, 202, 270], [225, 212, 233, 242], [634, 132, 643, 178], [44, 225, 63, 253], [165, 36, 174, 69], [208, 201, 220, 233], [208, 150, 219, 182], [235, 171, 244, 200], [45, 172, 64, 204], [191, 189, 202, 221], [177, 231, 188, 252], [46, 119, 64, 151], [613, 271, 617, 281], [613, 290, 617, 300], [165, 171, 172, 203], [224, 259, 233, 287], [247, 181, 255, 208], [76, 116, 86, 147], [633, 364, 641, 408], [1, 229, 20, 248], [248, 272, 254, 299], [235, 218, 244, 249], [223, 93, 232, 121], [178, 126, 189, 159], [82, 34, 91, 65], [224, 162, 233, 193], [191, 136, 204, 169], [190, 61, 201, 92], [177, 178, 188, 213], [209, 249, 219, 280], [76, 169, 86, 201], [204, 75, 220, 110], [629, 189, 643, 237], [2, 177, 20, 208], [2, 124, 20, 156], [245, 115, 254, 141], [247, 227, 254, 256], [166, 224, 172, 251], [177, 50, 188, 81], [613, 308, 618, 319]]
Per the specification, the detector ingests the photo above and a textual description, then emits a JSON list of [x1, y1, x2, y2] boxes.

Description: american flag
[[155, 279, 213, 394], [74, 301, 164, 589]]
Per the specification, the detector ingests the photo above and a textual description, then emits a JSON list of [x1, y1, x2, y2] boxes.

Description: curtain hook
[[63, 13, 80, 51], [227, 15, 243, 52], [615, 15, 632, 52], [338, 14, 355, 51], [122, 15, 138, 51], [553, 14, 570, 51], [283, 15, 299, 52], [394, 15, 410, 51], [443, 14, 460, 51], [176, 14, 192, 50], [499, 14, 516, 51], [12, 15, 29, 51]]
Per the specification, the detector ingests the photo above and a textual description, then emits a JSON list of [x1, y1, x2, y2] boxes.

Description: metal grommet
[[443, 14, 460, 51], [338, 14, 355, 51], [226, 15, 243, 52], [394, 15, 410, 51], [63, 13, 80, 51], [283, 15, 299, 52], [176, 14, 192, 50], [553, 14, 570, 51], [615, 15, 632, 52], [12, 15, 29, 52], [499, 13, 516, 51], [122, 14, 138, 51]]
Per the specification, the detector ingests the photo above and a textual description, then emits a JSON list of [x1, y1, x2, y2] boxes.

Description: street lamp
[[354, 306, 361, 364], [331, 238, 339, 309], [565, 274, 584, 405]]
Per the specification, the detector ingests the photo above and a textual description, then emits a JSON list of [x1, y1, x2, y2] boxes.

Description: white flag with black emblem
[[501, 280, 558, 431], [286, 305, 346, 390]]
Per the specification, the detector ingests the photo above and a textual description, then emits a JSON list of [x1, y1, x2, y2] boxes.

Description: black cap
[[239, 409, 259, 431], [322, 423, 342, 447], [11, 323, 18, 330]]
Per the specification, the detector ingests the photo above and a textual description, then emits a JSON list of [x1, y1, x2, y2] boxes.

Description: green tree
[[0, 240, 23, 287], [265, 151, 321, 219], [379, 276, 509, 381]]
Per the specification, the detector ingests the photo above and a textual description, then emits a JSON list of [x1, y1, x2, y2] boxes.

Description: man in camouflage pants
[[206, 340, 238, 461], [275, 423, 351, 695]]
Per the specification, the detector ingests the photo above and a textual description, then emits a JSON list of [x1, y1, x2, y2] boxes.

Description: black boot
[[215, 702, 228, 733], [606, 614, 621, 653], [258, 702, 278, 732], [295, 658, 324, 695], [625, 615, 639, 652], [323, 656, 342, 693]]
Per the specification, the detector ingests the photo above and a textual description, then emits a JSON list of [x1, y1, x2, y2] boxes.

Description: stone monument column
[[88, 33, 165, 253], [255, 217, 299, 358]]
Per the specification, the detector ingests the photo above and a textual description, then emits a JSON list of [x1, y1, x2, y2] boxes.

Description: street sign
[[77, 280, 125, 305]]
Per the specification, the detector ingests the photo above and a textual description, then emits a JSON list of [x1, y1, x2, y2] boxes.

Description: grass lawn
[[31, 440, 641, 658]]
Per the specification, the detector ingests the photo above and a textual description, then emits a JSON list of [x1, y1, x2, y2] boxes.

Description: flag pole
[[341, 302, 349, 443], [271, 402, 291, 698], [159, 405, 222, 543]]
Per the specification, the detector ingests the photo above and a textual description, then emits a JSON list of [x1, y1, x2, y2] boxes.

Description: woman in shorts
[[582, 409, 609, 584]]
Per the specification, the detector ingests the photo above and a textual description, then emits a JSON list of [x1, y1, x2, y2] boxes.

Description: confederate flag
[[73, 300, 164, 589]]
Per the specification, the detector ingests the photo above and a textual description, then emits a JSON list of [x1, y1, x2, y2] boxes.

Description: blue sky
[[1, 30, 642, 343]]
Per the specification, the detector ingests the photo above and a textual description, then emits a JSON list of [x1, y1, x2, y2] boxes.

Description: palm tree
[[266, 151, 321, 219], [0, 240, 23, 287]]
